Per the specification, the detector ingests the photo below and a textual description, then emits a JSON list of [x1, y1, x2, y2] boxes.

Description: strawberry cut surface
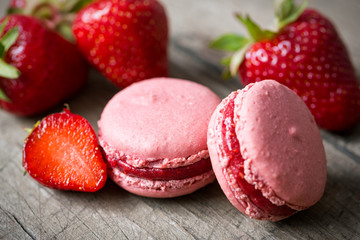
[[23, 109, 107, 192], [220, 96, 295, 217], [105, 154, 213, 181]]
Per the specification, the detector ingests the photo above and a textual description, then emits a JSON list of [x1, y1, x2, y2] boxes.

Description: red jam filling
[[103, 149, 213, 181], [221, 98, 295, 216]]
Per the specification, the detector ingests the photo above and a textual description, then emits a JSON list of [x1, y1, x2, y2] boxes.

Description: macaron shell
[[207, 92, 254, 217], [100, 138, 210, 169], [234, 80, 327, 208], [207, 90, 289, 221], [109, 168, 215, 198], [98, 78, 221, 160]]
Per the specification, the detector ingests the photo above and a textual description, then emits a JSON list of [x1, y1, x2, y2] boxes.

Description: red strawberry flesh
[[23, 110, 107, 192], [219, 93, 295, 217]]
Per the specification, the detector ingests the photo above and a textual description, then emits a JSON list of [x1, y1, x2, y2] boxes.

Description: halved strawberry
[[23, 109, 107, 192]]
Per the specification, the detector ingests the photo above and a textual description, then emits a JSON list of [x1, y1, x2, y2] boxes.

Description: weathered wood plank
[[1, 0, 360, 239], [1, 140, 359, 239]]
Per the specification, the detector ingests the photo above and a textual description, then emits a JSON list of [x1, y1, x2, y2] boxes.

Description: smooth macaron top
[[234, 80, 327, 208], [98, 78, 221, 160]]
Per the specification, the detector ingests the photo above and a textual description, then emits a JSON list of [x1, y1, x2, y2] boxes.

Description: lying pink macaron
[[98, 78, 221, 198], [207, 80, 327, 221]]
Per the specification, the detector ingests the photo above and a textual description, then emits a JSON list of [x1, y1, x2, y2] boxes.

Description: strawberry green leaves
[[210, 34, 251, 52], [7, 0, 94, 42], [0, 84, 10, 102], [1, 28, 19, 53], [210, 33, 253, 77], [69, 0, 94, 13], [0, 59, 20, 80], [236, 14, 275, 42], [210, 13, 275, 78], [0, 18, 20, 79], [209, 13, 273, 78], [210, 0, 307, 78], [229, 41, 254, 76], [0, 18, 20, 102], [275, 0, 308, 30]]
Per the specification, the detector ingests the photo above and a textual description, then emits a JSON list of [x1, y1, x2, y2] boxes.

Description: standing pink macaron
[[98, 78, 221, 198], [207, 80, 327, 221]]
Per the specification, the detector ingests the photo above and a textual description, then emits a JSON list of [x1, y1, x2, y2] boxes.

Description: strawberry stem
[[63, 103, 70, 111]]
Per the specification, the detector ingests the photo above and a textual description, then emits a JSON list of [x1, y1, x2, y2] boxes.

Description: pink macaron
[[207, 80, 327, 221], [98, 78, 221, 198]]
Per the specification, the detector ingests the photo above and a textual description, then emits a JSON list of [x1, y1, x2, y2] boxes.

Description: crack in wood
[[12, 215, 37, 240], [52, 222, 71, 239], [1, 206, 36, 240]]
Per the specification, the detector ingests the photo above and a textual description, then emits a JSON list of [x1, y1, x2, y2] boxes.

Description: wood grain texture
[[1, 0, 360, 239]]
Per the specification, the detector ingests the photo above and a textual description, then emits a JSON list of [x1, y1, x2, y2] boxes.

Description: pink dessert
[[98, 78, 221, 197], [207, 80, 327, 221]]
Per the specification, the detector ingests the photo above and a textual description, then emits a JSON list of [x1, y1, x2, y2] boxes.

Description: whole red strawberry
[[0, 15, 88, 116], [211, 0, 360, 131], [72, 0, 168, 88], [23, 108, 107, 192]]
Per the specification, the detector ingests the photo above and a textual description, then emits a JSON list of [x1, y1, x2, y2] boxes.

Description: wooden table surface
[[1, 0, 360, 239]]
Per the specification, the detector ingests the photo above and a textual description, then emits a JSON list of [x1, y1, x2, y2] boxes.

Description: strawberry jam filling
[[104, 152, 212, 181], [221, 97, 295, 217]]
